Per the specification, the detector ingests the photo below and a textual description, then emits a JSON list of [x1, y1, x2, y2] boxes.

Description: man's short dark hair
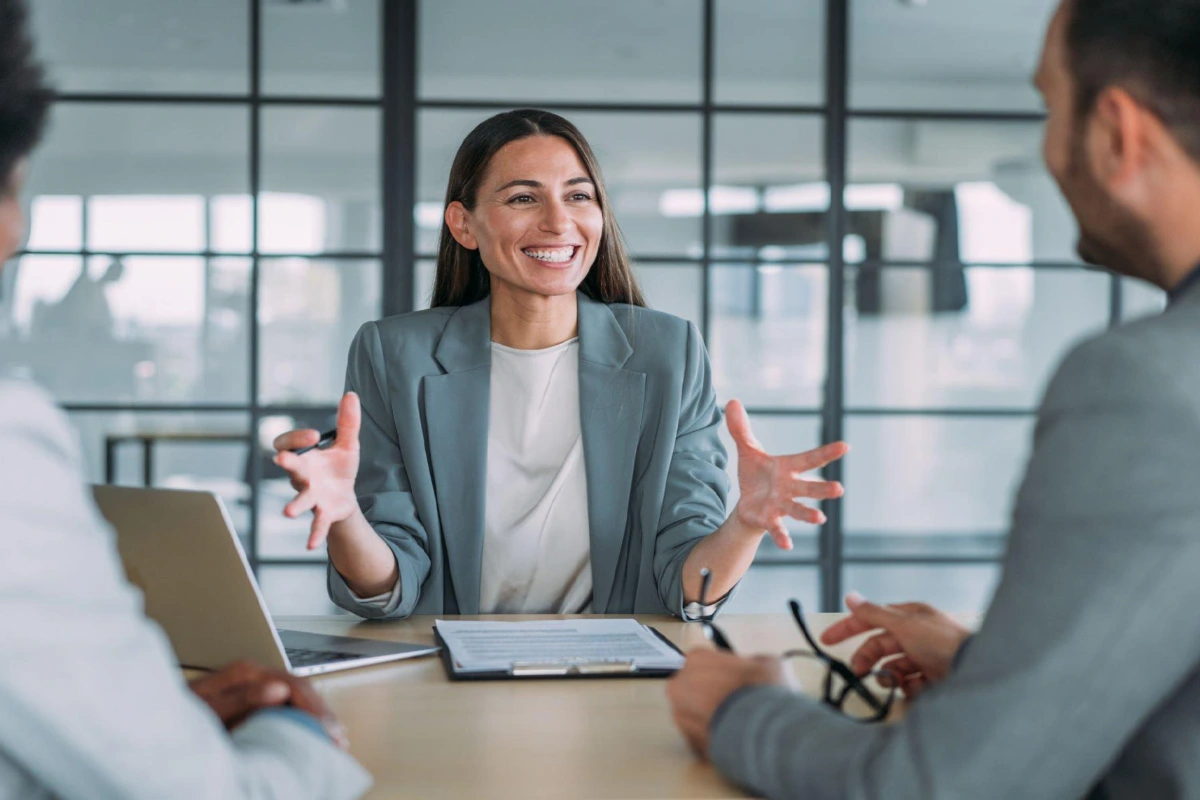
[[1066, 0, 1200, 164], [0, 0, 52, 194]]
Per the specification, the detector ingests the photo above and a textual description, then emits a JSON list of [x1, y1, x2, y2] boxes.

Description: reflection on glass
[[419, 0, 702, 103], [417, 110, 703, 257], [258, 258, 382, 405], [723, 566, 821, 614], [1122, 277, 1167, 321], [29, 0, 249, 94], [25, 105, 250, 227], [638, 264, 703, 329], [0, 255, 250, 404], [260, 107, 382, 254], [69, 411, 251, 535], [843, 564, 1001, 615], [849, 119, 1078, 264], [709, 265, 826, 408], [843, 416, 1034, 558], [258, 566, 342, 614], [262, 0, 381, 97], [846, 267, 1109, 408], [712, 114, 825, 259], [714, 0, 824, 105], [850, 0, 1055, 112], [718, 414, 823, 561]]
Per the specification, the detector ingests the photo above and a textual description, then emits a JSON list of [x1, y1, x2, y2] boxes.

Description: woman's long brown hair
[[430, 108, 645, 309]]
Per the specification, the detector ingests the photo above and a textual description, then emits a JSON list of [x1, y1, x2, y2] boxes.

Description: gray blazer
[[708, 279, 1200, 800], [328, 291, 731, 619], [0, 380, 371, 800]]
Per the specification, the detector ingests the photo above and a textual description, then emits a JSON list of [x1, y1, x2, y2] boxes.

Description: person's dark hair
[[431, 108, 645, 309], [1065, 0, 1200, 163], [0, 0, 53, 195]]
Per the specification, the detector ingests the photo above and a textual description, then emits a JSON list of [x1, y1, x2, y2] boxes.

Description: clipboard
[[432, 624, 684, 681]]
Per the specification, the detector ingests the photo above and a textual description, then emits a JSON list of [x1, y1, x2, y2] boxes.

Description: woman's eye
[[570, 192, 594, 202], [509, 194, 535, 204]]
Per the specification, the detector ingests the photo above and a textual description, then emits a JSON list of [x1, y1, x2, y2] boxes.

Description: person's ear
[[444, 201, 478, 251], [1088, 86, 1149, 193]]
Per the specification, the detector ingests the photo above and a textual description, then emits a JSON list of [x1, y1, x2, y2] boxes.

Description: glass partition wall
[[9, 0, 1163, 615]]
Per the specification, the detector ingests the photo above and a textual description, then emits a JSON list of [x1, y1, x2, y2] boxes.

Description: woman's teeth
[[522, 247, 575, 263]]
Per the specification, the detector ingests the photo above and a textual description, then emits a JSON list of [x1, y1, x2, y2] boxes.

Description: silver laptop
[[93, 484, 438, 676]]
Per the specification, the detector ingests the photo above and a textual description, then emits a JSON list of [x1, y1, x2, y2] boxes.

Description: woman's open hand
[[726, 399, 848, 550], [272, 392, 362, 550]]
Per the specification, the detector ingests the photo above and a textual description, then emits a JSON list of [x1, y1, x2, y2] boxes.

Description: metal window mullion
[[821, 0, 850, 612], [383, 0, 418, 318], [248, 0, 263, 572], [700, 0, 714, 343]]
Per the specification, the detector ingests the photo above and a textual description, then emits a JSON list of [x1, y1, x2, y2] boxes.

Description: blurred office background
[[6, 0, 1166, 616]]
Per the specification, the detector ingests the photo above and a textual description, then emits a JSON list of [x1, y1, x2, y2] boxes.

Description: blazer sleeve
[[327, 321, 432, 620], [0, 382, 371, 800], [708, 333, 1200, 799], [652, 322, 735, 618]]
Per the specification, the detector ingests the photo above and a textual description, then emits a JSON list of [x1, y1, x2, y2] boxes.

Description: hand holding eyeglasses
[[819, 592, 972, 700]]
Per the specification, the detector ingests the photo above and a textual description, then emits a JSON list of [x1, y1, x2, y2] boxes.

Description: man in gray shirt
[[0, 1, 370, 797], [668, 0, 1200, 798]]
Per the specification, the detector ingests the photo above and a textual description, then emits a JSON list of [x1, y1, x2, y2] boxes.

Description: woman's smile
[[521, 244, 581, 268]]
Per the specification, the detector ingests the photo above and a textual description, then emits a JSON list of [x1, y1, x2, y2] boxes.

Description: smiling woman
[[270, 108, 849, 620]]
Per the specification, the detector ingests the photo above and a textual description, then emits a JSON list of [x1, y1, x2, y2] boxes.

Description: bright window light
[[955, 182, 1033, 264], [763, 182, 831, 213], [25, 196, 83, 250], [258, 193, 326, 254], [211, 195, 253, 252], [659, 186, 760, 218], [88, 195, 206, 252], [845, 184, 905, 211], [414, 201, 445, 229]]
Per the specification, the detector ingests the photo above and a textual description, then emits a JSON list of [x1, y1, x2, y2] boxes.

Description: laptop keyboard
[[285, 647, 363, 668]]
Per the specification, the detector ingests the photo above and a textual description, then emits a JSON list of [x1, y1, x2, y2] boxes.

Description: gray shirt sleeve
[[655, 322, 737, 618], [708, 333, 1200, 799], [0, 381, 372, 800], [327, 321, 431, 619]]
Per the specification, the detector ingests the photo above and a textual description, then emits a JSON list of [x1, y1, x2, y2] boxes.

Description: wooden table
[[279, 613, 896, 800]]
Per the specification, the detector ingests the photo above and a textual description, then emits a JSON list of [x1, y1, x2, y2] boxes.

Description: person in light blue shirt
[[0, 2, 370, 797]]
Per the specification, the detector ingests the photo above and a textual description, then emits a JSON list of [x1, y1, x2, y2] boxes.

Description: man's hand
[[820, 592, 972, 699], [189, 662, 349, 748], [189, 661, 292, 730], [666, 650, 793, 760]]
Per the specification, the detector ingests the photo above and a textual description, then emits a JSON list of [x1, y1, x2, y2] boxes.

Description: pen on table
[[290, 429, 337, 456]]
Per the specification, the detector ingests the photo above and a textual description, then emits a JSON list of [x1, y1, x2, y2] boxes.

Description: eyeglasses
[[697, 569, 897, 723]]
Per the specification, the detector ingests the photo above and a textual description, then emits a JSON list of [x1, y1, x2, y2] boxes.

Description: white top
[[479, 338, 592, 613]]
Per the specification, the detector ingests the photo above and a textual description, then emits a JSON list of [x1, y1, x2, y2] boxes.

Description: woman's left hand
[[726, 399, 849, 550]]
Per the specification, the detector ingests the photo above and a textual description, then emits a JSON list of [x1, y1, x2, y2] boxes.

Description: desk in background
[[103, 431, 251, 486], [280, 613, 911, 800]]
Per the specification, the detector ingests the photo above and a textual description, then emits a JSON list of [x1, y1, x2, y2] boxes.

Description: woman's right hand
[[273, 391, 362, 551]]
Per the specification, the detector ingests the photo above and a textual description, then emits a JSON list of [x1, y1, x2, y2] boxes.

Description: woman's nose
[[538, 199, 571, 233]]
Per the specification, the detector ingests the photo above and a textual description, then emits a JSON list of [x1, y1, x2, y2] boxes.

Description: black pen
[[291, 429, 337, 456], [698, 568, 734, 651]]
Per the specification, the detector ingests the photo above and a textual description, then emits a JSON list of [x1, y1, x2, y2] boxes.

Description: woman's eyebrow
[[494, 176, 594, 193]]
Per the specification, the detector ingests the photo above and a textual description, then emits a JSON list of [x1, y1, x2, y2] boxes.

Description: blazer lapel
[[577, 293, 646, 613], [424, 297, 491, 614]]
